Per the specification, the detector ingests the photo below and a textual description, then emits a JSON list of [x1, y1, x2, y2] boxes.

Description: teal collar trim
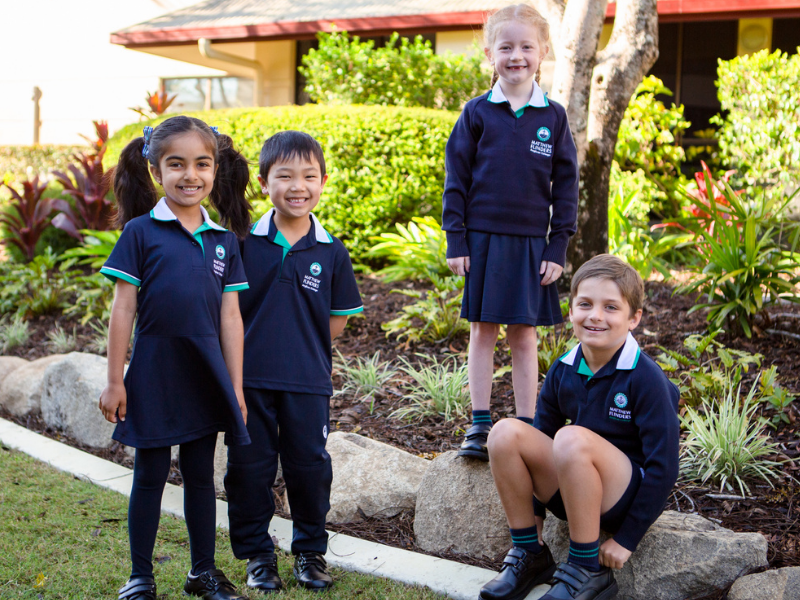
[[487, 80, 549, 115], [150, 197, 227, 231], [559, 333, 640, 371], [250, 208, 332, 244], [273, 230, 292, 262], [577, 358, 594, 378]]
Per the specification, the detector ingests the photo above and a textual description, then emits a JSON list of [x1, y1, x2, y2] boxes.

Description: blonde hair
[[570, 255, 645, 317], [484, 3, 550, 88]]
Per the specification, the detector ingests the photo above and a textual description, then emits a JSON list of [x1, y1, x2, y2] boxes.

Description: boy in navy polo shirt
[[225, 131, 363, 593], [479, 255, 679, 600]]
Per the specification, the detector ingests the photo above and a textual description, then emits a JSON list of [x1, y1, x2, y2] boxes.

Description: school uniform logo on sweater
[[303, 264, 322, 293], [609, 392, 632, 421], [310, 262, 322, 276], [530, 129, 553, 157], [212, 246, 226, 277], [215, 245, 226, 259], [537, 127, 551, 141]]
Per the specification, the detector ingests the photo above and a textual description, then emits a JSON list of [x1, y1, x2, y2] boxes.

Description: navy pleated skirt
[[461, 231, 563, 326]]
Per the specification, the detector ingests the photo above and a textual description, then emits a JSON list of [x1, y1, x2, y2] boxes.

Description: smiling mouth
[[178, 185, 201, 192], [584, 326, 606, 332], [286, 198, 307, 205]]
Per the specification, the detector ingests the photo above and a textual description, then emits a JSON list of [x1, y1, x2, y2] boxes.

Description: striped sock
[[510, 525, 542, 554], [568, 538, 600, 572], [516, 416, 534, 426], [472, 410, 492, 427]]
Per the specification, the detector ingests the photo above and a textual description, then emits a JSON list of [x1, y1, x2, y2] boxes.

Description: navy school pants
[[225, 388, 332, 558]]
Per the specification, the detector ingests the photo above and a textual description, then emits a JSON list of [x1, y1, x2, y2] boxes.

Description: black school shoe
[[293, 552, 333, 590], [118, 576, 156, 600], [540, 563, 618, 600], [479, 546, 557, 600], [457, 422, 493, 461], [183, 568, 248, 600], [246, 553, 282, 592]]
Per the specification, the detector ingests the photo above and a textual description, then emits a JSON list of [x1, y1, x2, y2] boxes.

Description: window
[[773, 17, 800, 54], [161, 77, 254, 112]]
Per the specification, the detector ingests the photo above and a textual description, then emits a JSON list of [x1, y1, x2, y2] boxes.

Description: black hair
[[111, 115, 252, 238], [258, 130, 326, 180]]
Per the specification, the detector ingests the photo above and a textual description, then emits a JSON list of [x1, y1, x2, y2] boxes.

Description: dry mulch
[[2, 277, 799, 585]]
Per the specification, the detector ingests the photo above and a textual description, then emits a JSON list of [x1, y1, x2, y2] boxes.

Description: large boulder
[[728, 567, 800, 600], [0, 354, 66, 416], [414, 450, 510, 559], [0, 356, 28, 388], [40, 352, 115, 448], [326, 432, 430, 523], [542, 510, 768, 600]]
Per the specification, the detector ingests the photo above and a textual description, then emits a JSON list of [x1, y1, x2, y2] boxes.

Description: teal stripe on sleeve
[[224, 283, 249, 292], [330, 306, 364, 316], [100, 267, 141, 287]]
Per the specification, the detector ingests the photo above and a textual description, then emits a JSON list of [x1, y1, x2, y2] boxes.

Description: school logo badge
[[215, 245, 226, 259], [310, 262, 322, 276], [614, 393, 628, 408], [537, 127, 551, 142]]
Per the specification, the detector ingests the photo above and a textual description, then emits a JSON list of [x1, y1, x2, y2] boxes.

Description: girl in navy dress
[[442, 4, 579, 461], [99, 116, 252, 600]]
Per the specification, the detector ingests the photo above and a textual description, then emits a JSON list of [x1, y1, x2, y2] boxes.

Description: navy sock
[[472, 410, 492, 427], [568, 538, 601, 571], [510, 525, 542, 554], [516, 416, 534, 426]]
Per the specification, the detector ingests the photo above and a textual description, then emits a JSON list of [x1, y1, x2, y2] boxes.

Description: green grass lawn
[[0, 447, 443, 599]]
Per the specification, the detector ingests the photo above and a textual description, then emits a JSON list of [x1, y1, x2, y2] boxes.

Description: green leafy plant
[[1, 176, 57, 261], [0, 248, 79, 317], [680, 381, 787, 497], [537, 299, 577, 378], [0, 314, 30, 353], [60, 229, 121, 268], [87, 319, 109, 355], [300, 31, 486, 111], [334, 350, 397, 414], [46, 323, 78, 353], [391, 354, 470, 422], [367, 216, 450, 282], [63, 272, 115, 325], [756, 366, 796, 427]]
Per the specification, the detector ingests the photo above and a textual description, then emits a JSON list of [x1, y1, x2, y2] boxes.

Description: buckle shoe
[[293, 552, 333, 590], [457, 422, 492, 461], [183, 568, 248, 600], [246, 553, 282, 592], [540, 563, 618, 600], [118, 576, 156, 600], [479, 546, 557, 600]]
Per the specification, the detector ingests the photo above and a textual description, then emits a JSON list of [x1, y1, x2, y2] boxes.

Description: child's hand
[[99, 383, 126, 423], [235, 387, 248, 426], [599, 538, 632, 569], [447, 256, 471, 277], [540, 261, 563, 286]]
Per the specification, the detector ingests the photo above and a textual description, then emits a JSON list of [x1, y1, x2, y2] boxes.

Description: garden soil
[[2, 278, 798, 596]]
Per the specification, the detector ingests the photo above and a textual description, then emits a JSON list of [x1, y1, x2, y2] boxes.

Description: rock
[[728, 566, 800, 600], [542, 510, 768, 600], [41, 352, 115, 448], [0, 356, 28, 387], [326, 432, 430, 523], [0, 354, 66, 416], [414, 450, 510, 559]]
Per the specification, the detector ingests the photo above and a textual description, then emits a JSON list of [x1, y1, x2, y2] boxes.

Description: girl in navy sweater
[[443, 4, 579, 460]]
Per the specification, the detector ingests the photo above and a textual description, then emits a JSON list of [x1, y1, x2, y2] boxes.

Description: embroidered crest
[[537, 126, 551, 141], [215, 245, 226, 259], [310, 262, 322, 276], [614, 393, 628, 408]]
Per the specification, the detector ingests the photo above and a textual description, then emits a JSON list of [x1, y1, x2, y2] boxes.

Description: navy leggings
[[129, 433, 218, 578]]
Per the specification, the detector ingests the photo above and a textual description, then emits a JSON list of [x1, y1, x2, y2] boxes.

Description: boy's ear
[[628, 308, 643, 331], [257, 174, 268, 195], [149, 164, 162, 185], [320, 173, 329, 190]]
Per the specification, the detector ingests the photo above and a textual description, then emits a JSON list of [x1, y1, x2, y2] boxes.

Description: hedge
[[107, 105, 459, 260]]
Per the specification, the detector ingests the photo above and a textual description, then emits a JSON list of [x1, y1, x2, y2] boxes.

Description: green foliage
[[46, 323, 78, 353], [391, 354, 470, 422], [671, 171, 800, 337], [615, 76, 691, 218], [680, 381, 787, 497], [712, 49, 800, 198], [381, 275, 468, 343], [60, 229, 121, 268], [87, 319, 109, 355], [367, 216, 450, 282], [65, 272, 115, 325], [537, 299, 577, 378], [300, 31, 486, 111], [756, 366, 796, 428], [107, 105, 458, 261], [0, 248, 78, 317], [0, 313, 30, 352], [0, 145, 85, 186], [334, 350, 397, 414]]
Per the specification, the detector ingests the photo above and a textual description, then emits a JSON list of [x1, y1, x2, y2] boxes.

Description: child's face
[[150, 132, 217, 210], [259, 155, 328, 225], [485, 21, 549, 89], [570, 277, 642, 354]]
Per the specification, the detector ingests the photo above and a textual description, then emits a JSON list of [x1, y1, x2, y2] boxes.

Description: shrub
[[0, 248, 79, 317], [300, 31, 486, 111], [106, 105, 458, 260], [334, 350, 397, 414], [367, 216, 450, 282], [391, 354, 470, 422], [1, 176, 57, 261], [0, 145, 85, 185], [537, 299, 577, 378], [46, 323, 78, 353], [0, 314, 30, 352]]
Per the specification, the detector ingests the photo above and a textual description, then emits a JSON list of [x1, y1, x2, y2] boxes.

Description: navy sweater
[[534, 334, 680, 551], [442, 92, 579, 266]]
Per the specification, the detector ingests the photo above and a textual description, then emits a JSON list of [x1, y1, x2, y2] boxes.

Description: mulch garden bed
[[2, 276, 799, 591]]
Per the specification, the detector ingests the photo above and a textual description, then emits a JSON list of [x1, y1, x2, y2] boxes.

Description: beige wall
[[436, 30, 482, 56]]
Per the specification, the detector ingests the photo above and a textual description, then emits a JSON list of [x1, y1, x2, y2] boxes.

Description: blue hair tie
[[210, 126, 220, 136], [142, 126, 153, 158]]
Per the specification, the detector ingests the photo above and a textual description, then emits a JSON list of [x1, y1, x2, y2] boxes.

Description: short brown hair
[[570, 254, 644, 316]]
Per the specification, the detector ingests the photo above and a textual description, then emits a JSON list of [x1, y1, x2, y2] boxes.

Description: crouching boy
[[480, 254, 679, 600]]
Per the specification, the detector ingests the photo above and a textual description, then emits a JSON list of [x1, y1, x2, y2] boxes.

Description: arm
[[330, 315, 348, 340], [98, 281, 137, 423], [443, 102, 479, 261], [220, 291, 247, 425], [543, 105, 579, 268]]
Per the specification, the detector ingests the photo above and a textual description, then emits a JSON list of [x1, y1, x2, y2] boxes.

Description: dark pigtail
[[111, 137, 159, 228], [210, 134, 252, 239]]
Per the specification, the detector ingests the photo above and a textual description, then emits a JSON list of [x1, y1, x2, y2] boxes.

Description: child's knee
[[506, 324, 537, 351], [471, 321, 501, 342], [487, 418, 528, 455], [552, 425, 594, 460]]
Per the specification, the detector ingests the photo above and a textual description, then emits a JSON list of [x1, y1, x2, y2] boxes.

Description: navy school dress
[[100, 198, 251, 449]]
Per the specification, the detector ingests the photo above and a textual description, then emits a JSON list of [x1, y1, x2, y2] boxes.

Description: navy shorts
[[535, 458, 643, 534], [461, 230, 562, 326]]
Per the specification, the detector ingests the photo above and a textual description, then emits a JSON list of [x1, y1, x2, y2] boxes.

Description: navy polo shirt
[[98, 198, 251, 448], [239, 209, 363, 396], [534, 333, 680, 551]]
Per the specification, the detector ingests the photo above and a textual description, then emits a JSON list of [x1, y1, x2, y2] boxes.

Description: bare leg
[[468, 322, 501, 412], [506, 324, 538, 419]]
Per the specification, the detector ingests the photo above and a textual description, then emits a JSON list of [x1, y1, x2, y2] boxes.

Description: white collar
[[488, 80, 548, 108], [150, 197, 227, 231], [560, 332, 641, 371], [250, 208, 332, 243]]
